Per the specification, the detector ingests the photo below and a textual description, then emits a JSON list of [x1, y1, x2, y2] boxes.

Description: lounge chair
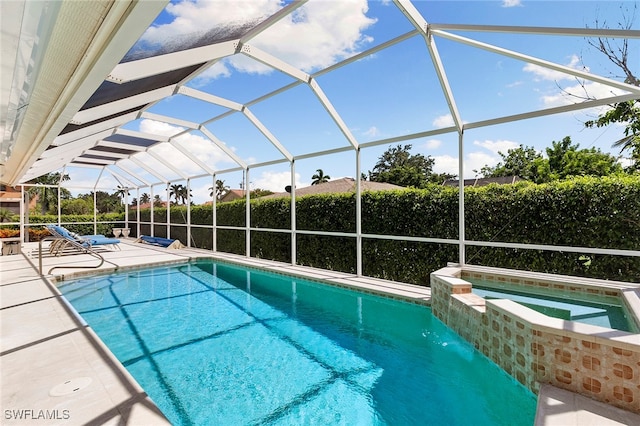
[[135, 235, 185, 249], [46, 225, 121, 255]]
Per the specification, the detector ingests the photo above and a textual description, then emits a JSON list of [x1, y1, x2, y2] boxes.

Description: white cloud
[[195, 61, 233, 84], [502, 0, 522, 7], [541, 81, 625, 108], [139, 119, 184, 137], [252, 0, 376, 72], [423, 139, 442, 150], [472, 139, 519, 155], [432, 155, 458, 176], [432, 139, 519, 178], [139, 119, 237, 173], [363, 126, 380, 138], [432, 113, 454, 128], [523, 54, 588, 82], [433, 151, 501, 179], [141, 0, 282, 46], [466, 151, 500, 176], [251, 170, 304, 192], [140, 0, 376, 80], [618, 157, 633, 169], [190, 181, 214, 203]]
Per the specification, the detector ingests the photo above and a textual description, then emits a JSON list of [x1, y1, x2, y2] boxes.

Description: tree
[[250, 188, 274, 198], [583, 3, 639, 171], [480, 144, 545, 182], [61, 198, 91, 215], [369, 144, 442, 188], [96, 191, 121, 213], [180, 186, 192, 205], [153, 195, 164, 207], [209, 180, 229, 200], [559, 147, 622, 178], [0, 208, 14, 223], [311, 169, 330, 185], [481, 137, 623, 183], [140, 193, 150, 205], [76, 191, 121, 213], [586, 100, 640, 171], [115, 185, 129, 205], [27, 172, 71, 215], [169, 184, 184, 204]]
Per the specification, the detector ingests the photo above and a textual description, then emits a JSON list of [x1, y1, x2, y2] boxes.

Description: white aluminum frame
[[11, 0, 640, 278]]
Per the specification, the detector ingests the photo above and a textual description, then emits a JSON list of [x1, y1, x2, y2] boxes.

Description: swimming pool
[[58, 260, 536, 425]]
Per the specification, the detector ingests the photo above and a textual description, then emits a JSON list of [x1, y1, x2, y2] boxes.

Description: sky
[[61, 0, 639, 204]]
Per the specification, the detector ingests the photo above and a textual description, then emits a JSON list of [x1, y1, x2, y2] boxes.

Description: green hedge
[[463, 176, 640, 281], [22, 213, 125, 237], [464, 177, 640, 249], [56, 175, 640, 284]]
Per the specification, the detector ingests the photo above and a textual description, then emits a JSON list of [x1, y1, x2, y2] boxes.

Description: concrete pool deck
[[1, 240, 638, 425]]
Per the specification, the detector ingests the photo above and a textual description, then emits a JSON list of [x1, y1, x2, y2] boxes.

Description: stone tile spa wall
[[430, 267, 640, 414]]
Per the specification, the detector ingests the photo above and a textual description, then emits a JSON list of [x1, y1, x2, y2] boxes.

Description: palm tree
[[0, 208, 14, 223], [179, 186, 192, 205], [311, 169, 330, 185], [153, 195, 163, 207], [115, 185, 129, 205], [208, 179, 229, 200], [27, 172, 71, 214], [140, 193, 150, 205], [169, 184, 184, 204]]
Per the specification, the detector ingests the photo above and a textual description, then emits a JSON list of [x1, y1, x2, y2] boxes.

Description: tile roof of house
[[130, 201, 168, 209]]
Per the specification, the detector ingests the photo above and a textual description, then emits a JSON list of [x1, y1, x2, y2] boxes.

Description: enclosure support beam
[[93, 168, 104, 235], [356, 148, 362, 277], [136, 188, 141, 238], [20, 186, 25, 243], [212, 174, 217, 252], [245, 168, 251, 258], [166, 183, 171, 240], [187, 179, 192, 248], [290, 160, 297, 266], [458, 131, 466, 265], [150, 185, 155, 237]]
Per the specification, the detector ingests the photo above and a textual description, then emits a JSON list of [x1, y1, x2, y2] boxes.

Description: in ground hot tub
[[430, 264, 640, 415]]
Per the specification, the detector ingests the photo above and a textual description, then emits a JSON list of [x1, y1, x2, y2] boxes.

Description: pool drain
[[49, 377, 93, 397]]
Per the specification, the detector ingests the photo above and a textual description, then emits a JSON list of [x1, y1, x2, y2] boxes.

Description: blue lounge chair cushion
[[140, 235, 175, 247], [83, 237, 121, 246], [47, 225, 119, 246]]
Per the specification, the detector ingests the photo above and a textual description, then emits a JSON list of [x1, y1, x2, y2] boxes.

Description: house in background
[[129, 201, 169, 210], [220, 189, 246, 203], [0, 185, 22, 215]]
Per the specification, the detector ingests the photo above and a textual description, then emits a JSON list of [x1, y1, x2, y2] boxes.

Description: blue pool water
[[58, 261, 536, 425]]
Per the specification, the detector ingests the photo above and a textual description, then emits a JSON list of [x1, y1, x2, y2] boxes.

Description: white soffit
[[4, 0, 168, 184]]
